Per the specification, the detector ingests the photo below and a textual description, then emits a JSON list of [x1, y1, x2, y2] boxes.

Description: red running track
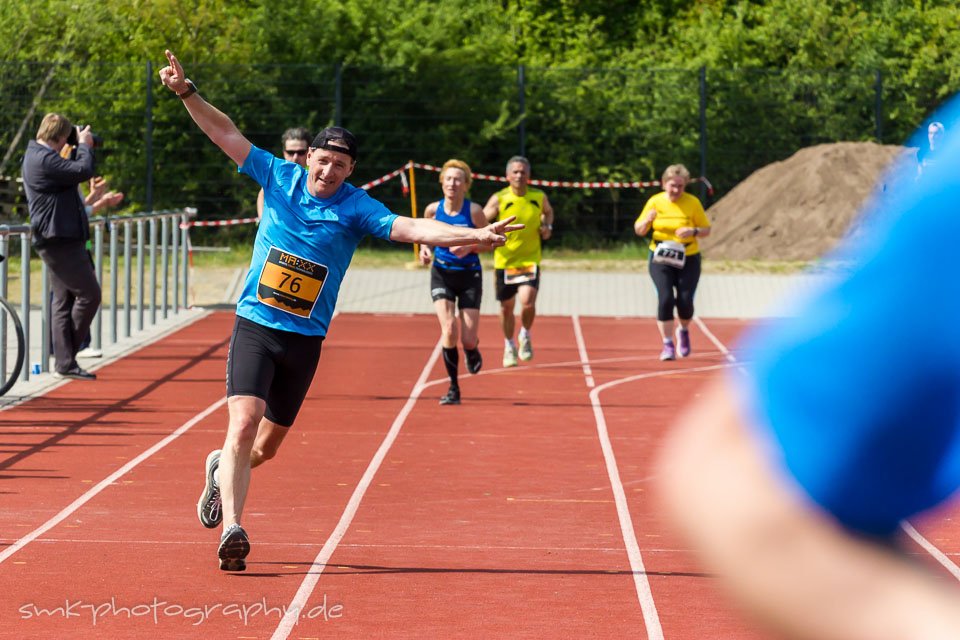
[[2, 311, 959, 639]]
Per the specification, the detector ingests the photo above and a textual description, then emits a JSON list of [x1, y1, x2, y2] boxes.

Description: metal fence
[[0, 209, 192, 385], [0, 61, 899, 246]]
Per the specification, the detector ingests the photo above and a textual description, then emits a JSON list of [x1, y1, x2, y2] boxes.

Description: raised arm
[[158, 49, 252, 167], [391, 215, 522, 249]]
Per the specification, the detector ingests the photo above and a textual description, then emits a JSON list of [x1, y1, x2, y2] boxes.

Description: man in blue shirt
[[657, 97, 960, 638], [159, 50, 520, 571]]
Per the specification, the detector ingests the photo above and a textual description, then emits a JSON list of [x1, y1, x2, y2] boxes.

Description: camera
[[66, 125, 103, 149]]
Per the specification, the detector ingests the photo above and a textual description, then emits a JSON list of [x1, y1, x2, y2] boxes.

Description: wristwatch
[[177, 80, 198, 99]]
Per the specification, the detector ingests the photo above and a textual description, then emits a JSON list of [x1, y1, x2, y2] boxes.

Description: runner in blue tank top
[[159, 50, 522, 572], [419, 160, 488, 405], [656, 94, 960, 638]]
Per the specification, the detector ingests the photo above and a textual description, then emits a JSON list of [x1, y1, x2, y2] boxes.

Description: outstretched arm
[[391, 215, 522, 249], [158, 49, 252, 167]]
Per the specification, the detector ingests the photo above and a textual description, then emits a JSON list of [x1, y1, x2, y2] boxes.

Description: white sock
[[505, 338, 517, 349], [519, 327, 530, 339]]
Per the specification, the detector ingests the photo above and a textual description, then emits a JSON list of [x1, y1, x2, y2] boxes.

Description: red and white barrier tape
[[413, 161, 713, 194], [358, 164, 411, 191], [180, 216, 259, 229], [181, 161, 712, 228]]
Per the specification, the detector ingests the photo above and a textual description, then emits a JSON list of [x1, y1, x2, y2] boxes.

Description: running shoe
[[676, 328, 691, 358], [518, 333, 534, 361], [439, 386, 461, 405], [465, 348, 483, 375], [659, 341, 676, 362], [503, 343, 518, 368], [197, 449, 222, 529], [218, 523, 250, 572]]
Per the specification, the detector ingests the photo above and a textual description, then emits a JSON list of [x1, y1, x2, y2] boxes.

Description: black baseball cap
[[311, 126, 358, 161]]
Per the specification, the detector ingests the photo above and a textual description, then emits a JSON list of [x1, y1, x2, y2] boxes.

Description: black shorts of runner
[[430, 264, 482, 310], [494, 267, 541, 302], [226, 316, 324, 427]]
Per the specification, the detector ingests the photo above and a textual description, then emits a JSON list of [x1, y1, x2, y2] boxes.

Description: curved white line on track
[[693, 316, 737, 363], [0, 395, 228, 565], [271, 340, 443, 640], [900, 521, 960, 581], [574, 315, 745, 640]]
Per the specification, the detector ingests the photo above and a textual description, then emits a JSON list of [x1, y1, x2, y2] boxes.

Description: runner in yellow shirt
[[483, 156, 555, 367], [634, 164, 711, 361]]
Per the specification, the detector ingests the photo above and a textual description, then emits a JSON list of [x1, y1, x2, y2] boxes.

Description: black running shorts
[[494, 266, 541, 302], [429, 264, 482, 309], [226, 316, 324, 427]]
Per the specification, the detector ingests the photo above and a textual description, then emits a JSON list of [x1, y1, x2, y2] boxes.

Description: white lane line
[[0, 396, 228, 565], [571, 314, 595, 388], [900, 521, 960, 581], [271, 341, 443, 640], [694, 316, 737, 363], [575, 316, 680, 640]]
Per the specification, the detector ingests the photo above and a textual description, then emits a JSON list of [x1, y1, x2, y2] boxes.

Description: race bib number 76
[[256, 246, 328, 318]]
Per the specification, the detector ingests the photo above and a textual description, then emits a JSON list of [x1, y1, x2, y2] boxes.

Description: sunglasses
[[284, 148, 308, 157]]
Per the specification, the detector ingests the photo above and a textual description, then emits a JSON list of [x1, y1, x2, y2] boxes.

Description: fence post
[[93, 222, 104, 349], [335, 62, 343, 127], [699, 66, 708, 202], [146, 60, 154, 212], [517, 64, 527, 157], [20, 233, 30, 380], [124, 220, 133, 337], [41, 261, 50, 372], [110, 218, 119, 344], [180, 213, 190, 309]]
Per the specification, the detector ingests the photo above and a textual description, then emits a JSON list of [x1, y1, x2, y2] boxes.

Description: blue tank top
[[433, 199, 481, 271]]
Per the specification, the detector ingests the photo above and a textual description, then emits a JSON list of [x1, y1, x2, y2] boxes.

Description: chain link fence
[[0, 61, 892, 247]]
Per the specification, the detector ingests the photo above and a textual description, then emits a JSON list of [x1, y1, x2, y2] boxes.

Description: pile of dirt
[[701, 141, 915, 261]]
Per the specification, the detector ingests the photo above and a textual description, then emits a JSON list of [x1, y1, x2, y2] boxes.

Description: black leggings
[[648, 253, 702, 322]]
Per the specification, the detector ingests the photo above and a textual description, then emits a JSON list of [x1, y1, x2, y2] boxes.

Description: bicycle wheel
[[0, 296, 25, 396]]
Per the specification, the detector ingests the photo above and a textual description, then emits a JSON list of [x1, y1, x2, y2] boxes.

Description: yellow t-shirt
[[636, 191, 710, 256], [493, 186, 545, 269]]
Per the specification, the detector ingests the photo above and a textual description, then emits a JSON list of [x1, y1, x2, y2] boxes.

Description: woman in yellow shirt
[[634, 164, 711, 361]]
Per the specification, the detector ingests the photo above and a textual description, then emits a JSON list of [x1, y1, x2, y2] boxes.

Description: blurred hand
[[77, 125, 94, 147], [450, 244, 474, 258], [92, 191, 124, 213]]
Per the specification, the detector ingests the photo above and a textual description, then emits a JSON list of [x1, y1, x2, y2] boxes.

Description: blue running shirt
[[237, 146, 398, 336], [736, 97, 960, 536], [432, 199, 481, 271]]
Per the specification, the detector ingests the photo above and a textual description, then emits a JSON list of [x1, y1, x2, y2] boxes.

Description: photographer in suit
[[22, 113, 114, 380]]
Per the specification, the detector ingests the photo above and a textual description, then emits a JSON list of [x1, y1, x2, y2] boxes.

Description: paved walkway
[[1, 266, 829, 404], [336, 267, 830, 318]]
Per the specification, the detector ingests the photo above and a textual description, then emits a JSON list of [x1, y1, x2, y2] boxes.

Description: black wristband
[[693, 227, 699, 237], [177, 80, 197, 99]]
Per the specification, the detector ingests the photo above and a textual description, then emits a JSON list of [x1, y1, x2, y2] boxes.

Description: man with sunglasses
[[257, 127, 311, 220], [159, 49, 522, 572]]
